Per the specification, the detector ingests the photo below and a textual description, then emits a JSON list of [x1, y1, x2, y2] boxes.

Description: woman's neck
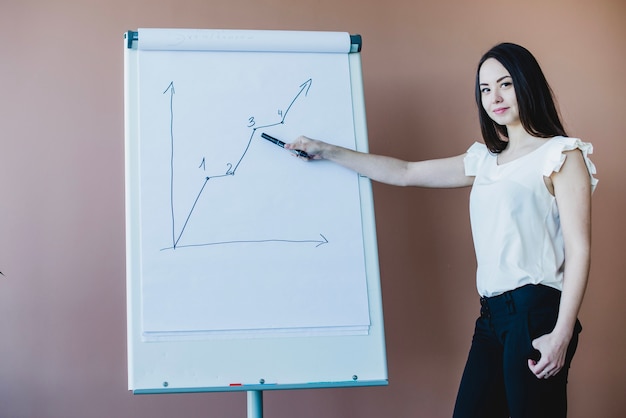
[[497, 124, 547, 164], [504, 123, 537, 150]]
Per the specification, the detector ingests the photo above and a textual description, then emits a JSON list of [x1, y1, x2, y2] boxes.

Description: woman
[[286, 43, 597, 418]]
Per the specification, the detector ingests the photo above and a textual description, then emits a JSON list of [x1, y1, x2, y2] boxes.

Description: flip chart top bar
[[125, 30, 362, 52]]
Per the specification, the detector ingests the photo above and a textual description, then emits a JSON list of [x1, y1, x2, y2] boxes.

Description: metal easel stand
[[247, 390, 263, 418]]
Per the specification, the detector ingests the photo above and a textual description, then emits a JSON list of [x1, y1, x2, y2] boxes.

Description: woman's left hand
[[527, 331, 571, 379]]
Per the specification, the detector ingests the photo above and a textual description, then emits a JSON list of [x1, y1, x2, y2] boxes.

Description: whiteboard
[[124, 28, 386, 393]]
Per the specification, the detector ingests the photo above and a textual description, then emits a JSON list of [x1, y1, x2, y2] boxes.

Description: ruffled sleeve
[[542, 137, 599, 192], [464, 142, 489, 176]]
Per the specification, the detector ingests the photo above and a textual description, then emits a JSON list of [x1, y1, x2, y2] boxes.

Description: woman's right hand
[[285, 136, 330, 160]]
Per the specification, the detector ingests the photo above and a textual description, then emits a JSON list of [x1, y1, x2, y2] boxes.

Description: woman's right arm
[[286, 136, 473, 188]]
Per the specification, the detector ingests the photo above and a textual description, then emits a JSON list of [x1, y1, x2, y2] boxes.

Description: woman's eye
[[481, 87, 490, 94]]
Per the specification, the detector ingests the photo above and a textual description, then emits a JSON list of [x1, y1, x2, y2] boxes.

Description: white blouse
[[464, 136, 598, 297]]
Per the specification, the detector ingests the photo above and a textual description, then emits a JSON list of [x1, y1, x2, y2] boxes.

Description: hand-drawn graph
[[136, 48, 370, 337], [162, 78, 329, 251]]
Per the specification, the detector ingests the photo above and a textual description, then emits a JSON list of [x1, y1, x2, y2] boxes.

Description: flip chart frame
[[124, 29, 387, 394]]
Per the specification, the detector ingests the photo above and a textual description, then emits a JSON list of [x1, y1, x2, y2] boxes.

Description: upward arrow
[[281, 78, 312, 122], [164, 81, 176, 248]]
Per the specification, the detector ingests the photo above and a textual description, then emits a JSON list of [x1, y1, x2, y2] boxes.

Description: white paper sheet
[[136, 30, 370, 339]]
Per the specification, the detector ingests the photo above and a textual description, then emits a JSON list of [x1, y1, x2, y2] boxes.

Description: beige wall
[[1, 0, 624, 417]]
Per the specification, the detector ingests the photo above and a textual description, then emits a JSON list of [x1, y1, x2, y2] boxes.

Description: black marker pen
[[261, 133, 311, 159]]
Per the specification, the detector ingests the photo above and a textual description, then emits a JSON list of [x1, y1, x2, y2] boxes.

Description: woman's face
[[479, 58, 520, 127]]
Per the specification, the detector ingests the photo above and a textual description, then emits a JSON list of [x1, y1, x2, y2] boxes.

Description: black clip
[[126, 30, 138, 49]]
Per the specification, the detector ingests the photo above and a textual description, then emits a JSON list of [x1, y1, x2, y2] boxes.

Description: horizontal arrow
[[162, 234, 328, 251]]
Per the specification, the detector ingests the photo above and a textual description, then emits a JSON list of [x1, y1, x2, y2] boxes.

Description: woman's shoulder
[[466, 141, 489, 154], [543, 136, 598, 190], [464, 141, 492, 176], [547, 135, 593, 151]]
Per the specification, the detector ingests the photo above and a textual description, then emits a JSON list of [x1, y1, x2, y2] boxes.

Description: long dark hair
[[475, 43, 567, 153]]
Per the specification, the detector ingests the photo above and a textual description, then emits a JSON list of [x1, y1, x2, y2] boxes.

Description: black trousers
[[452, 284, 582, 418]]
